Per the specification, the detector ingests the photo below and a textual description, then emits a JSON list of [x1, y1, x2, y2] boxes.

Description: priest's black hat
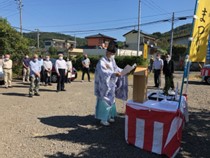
[[107, 41, 118, 53]]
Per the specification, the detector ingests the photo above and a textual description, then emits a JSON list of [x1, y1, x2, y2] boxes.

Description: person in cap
[[2, 54, 13, 88], [29, 54, 41, 97], [94, 41, 128, 126], [55, 53, 67, 92]]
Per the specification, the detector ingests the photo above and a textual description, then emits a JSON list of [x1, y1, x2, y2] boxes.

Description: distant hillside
[[23, 32, 87, 48], [152, 23, 192, 39], [164, 23, 191, 38]]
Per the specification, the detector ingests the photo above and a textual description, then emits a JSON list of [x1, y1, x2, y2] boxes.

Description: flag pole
[[178, 0, 199, 108]]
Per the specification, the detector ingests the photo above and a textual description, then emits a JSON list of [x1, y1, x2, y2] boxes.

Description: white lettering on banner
[[135, 119, 145, 149], [165, 117, 183, 148], [152, 122, 164, 154], [125, 115, 128, 142]]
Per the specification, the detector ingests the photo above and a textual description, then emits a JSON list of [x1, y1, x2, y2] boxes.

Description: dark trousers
[[57, 69, 65, 91], [44, 71, 51, 85], [154, 69, 161, 87], [40, 66, 45, 83], [82, 67, 90, 81], [164, 74, 174, 94]]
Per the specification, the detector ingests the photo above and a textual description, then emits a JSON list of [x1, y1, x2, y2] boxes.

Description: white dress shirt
[[153, 58, 163, 70], [55, 59, 67, 74], [43, 60, 52, 71]]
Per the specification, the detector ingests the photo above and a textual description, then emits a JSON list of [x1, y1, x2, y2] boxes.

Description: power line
[[142, 0, 168, 14], [24, 9, 193, 29], [57, 15, 192, 34], [11, 15, 192, 36]]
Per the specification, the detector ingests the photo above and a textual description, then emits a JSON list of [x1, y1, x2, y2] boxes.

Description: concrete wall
[[83, 49, 142, 56]]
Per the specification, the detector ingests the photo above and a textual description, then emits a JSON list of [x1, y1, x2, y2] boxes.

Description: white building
[[44, 39, 76, 51], [123, 30, 157, 52]]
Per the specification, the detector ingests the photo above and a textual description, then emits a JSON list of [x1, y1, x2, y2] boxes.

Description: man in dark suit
[[163, 54, 174, 95]]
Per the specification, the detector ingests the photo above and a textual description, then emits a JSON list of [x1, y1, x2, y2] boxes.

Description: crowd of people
[[0, 53, 76, 97], [0, 43, 176, 126]]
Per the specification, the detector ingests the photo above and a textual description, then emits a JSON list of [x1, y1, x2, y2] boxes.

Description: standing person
[[66, 58, 73, 83], [29, 54, 41, 97], [163, 54, 174, 94], [81, 54, 91, 82], [43, 55, 52, 86], [22, 54, 30, 83], [149, 55, 154, 73], [55, 53, 67, 92], [94, 41, 128, 126], [2, 54, 13, 88], [152, 53, 164, 88], [38, 55, 44, 85]]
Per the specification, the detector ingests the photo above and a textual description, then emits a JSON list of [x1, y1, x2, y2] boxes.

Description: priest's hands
[[115, 72, 121, 77]]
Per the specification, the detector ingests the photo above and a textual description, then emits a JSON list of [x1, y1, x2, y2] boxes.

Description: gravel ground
[[0, 72, 210, 158]]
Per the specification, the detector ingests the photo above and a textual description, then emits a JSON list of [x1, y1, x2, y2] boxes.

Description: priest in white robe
[[94, 41, 128, 126]]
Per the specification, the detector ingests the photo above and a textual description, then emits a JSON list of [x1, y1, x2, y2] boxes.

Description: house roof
[[123, 29, 156, 40], [85, 33, 116, 40]]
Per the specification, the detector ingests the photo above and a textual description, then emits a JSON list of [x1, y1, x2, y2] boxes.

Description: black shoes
[[34, 93, 40, 96], [29, 93, 40, 97]]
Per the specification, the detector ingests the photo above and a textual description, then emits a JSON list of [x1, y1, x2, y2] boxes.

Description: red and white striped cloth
[[125, 103, 184, 158], [201, 67, 210, 77]]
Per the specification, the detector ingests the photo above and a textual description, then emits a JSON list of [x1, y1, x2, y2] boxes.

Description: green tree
[[0, 18, 30, 75], [48, 46, 58, 55]]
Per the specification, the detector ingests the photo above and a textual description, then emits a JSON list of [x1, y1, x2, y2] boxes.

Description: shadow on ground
[[177, 107, 210, 158], [38, 115, 162, 158], [187, 81, 207, 85], [1, 92, 28, 97], [37, 108, 210, 158]]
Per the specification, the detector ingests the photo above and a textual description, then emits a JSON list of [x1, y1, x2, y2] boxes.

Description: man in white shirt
[[2, 54, 13, 88], [55, 53, 67, 92], [81, 54, 91, 82], [66, 58, 73, 83], [43, 55, 53, 86], [152, 53, 164, 88]]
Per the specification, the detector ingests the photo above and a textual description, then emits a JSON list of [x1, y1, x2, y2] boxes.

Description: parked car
[[201, 64, 210, 85], [0, 65, 4, 85], [50, 58, 77, 83]]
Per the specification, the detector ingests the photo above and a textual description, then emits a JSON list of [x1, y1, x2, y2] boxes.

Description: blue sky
[[1, 0, 196, 41]]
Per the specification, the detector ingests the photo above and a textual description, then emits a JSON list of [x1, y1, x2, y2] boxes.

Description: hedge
[[72, 55, 148, 72]]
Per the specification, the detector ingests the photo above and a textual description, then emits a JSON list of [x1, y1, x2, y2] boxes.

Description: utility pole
[[169, 12, 174, 57], [35, 29, 40, 49], [137, 0, 141, 56], [16, 0, 23, 35], [74, 35, 77, 48]]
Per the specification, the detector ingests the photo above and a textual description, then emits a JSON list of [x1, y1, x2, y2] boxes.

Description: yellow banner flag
[[189, 0, 210, 62], [143, 43, 148, 59]]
